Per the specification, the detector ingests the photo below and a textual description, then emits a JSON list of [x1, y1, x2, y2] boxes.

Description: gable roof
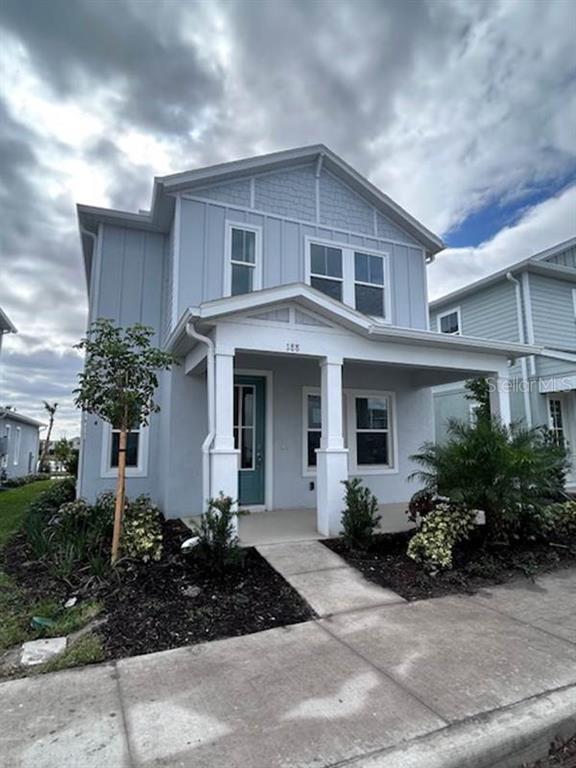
[[165, 282, 541, 361], [77, 145, 444, 284], [430, 236, 576, 310]]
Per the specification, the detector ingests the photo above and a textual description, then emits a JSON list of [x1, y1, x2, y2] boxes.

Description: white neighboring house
[[76, 145, 540, 537], [0, 409, 43, 480]]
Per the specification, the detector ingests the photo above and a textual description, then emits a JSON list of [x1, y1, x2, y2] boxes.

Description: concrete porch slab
[[320, 593, 576, 723], [116, 621, 445, 768]]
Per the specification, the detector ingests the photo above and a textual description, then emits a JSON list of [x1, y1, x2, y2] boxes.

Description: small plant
[[190, 494, 246, 572], [407, 502, 477, 571], [341, 478, 381, 549], [122, 495, 163, 562], [536, 501, 576, 540], [24, 478, 77, 557], [406, 489, 438, 525]]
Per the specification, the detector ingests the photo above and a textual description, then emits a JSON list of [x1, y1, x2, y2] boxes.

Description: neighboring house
[[0, 409, 43, 479], [76, 145, 537, 536], [0, 307, 17, 355], [430, 238, 576, 490]]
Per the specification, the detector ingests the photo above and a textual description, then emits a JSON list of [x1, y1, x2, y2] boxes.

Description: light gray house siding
[[529, 274, 576, 351], [1, 414, 40, 479]]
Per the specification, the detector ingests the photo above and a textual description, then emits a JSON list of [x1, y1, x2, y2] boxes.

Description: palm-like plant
[[39, 401, 58, 470], [410, 419, 568, 538]]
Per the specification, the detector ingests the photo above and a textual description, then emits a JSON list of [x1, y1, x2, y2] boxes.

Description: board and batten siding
[[96, 225, 165, 339], [529, 273, 576, 351], [544, 244, 576, 269], [177, 196, 429, 330]]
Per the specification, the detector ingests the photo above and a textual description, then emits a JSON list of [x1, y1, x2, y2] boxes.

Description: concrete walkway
[[1, 569, 576, 768], [257, 540, 405, 616]]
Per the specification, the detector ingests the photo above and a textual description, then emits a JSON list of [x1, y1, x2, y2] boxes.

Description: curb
[[347, 684, 576, 768]]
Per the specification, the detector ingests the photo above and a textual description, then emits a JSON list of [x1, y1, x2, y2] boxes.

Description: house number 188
[[286, 343, 300, 352]]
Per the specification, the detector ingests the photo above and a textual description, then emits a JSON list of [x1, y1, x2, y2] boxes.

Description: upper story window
[[225, 222, 262, 297], [354, 251, 385, 317], [437, 307, 461, 335], [310, 244, 343, 301], [306, 238, 390, 322]]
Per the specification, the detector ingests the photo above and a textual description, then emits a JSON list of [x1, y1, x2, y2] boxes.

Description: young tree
[[39, 401, 58, 470], [464, 377, 491, 424], [74, 319, 176, 564], [53, 437, 73, 473]]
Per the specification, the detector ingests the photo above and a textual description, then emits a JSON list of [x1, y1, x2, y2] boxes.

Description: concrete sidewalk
[[1, 569, 575, 768]]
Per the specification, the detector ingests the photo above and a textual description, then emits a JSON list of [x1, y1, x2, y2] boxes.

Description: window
[[437, 307, 461, 335], [309, 243, 343, 301], [354, 395, 391, 467], [354, 251, 385, 317], [549, 398, 565, 446], [469, 403, 481, 427], [110, 428, 140, 468], [101, 422, 149, 478], [303, 391, 322, 472], [1, 425, 10, 469], [13, 426, 21, 465], [234, 384, 255, 470], [226, 222, 262, 297]]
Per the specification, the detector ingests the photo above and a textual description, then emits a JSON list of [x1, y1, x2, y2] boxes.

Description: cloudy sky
[[1, 0, 575, 437]]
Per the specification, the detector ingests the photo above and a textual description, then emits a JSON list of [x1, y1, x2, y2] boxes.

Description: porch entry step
[[257, 540, 405, 617]]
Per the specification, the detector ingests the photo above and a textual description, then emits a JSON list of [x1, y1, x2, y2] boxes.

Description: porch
[[167, 285, 536, 538]]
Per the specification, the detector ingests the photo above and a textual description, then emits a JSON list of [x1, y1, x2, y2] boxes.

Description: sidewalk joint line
[[111, 663, 137, 768]]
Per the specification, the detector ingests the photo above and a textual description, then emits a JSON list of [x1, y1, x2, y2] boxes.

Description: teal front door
[[234, 376, 266, 506]]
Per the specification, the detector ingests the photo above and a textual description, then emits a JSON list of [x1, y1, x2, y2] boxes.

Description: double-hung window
[[102, 422, 148, 477], [354, 251, 385, 317], [227, 223, 261, 297], [309, 243, 343, 301], [303, 391, 322, 473], [548, 398, 565, 446], [14, 426, 21, 465], [353, 394, 392, 468], [437, 307, 461, 335]]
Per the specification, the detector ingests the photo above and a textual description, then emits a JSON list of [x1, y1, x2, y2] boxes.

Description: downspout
[[506, 272, 533, 427], [185, 319, 215, 508]]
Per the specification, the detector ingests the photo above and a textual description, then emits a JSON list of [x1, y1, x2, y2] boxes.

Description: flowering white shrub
[[407, 502, 477, 570], [122, 495, 163, 562]]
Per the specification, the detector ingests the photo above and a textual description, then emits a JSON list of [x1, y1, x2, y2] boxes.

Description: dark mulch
[[3, 520, 315, 661], [522, 734, 576, 767], [324, 529, 576, 601]]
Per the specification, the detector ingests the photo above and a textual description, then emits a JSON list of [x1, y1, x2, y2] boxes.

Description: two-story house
[[77, 145, 537, 536], [430, 238, 576, 490]]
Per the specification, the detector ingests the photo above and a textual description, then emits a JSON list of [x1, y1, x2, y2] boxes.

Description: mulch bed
[[324, 530, 576, 601], [3, 520, 315, 661]]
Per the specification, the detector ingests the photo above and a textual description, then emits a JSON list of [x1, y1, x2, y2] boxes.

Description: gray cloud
[[0, 0, 574, 436]]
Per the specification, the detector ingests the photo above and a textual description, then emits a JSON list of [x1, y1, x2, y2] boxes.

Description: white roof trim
[[431, 237, 576, 310], [167, 283, 541, 359], [0, 307, 17, 334]]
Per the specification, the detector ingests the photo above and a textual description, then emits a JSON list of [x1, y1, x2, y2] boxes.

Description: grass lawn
[[0, 480, 104, 674], [0, 480, 54, 548]]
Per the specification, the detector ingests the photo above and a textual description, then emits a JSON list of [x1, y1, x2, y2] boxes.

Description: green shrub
[[407, 502, 477, 570], [341, 478, 381, 549], [1, 474, 47, 489], [24, 478, 77, 557], [190, 494, 246, 572], [123, 495, 163, 562], [537, 501, 576, 540], [410, 420, 568, 539]]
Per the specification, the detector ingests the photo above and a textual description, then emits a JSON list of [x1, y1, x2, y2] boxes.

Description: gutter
[[506, 272, 533, 426], [185, 319, 215, 508]]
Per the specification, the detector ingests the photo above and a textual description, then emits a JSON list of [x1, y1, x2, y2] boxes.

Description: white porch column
[[210, 351, 240, 518], [316, 356, 349, 536], [489, 371, 512, 427]]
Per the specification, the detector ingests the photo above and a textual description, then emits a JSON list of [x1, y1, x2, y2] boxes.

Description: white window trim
[[437, 306, 462, 336], [100, 422, 150, 479], [13, 426, 21, 466], [224, 220, 263, 298], [302, 387, 398, 477], [304, 236, 391, 323], [347, 389, 398, 475]]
